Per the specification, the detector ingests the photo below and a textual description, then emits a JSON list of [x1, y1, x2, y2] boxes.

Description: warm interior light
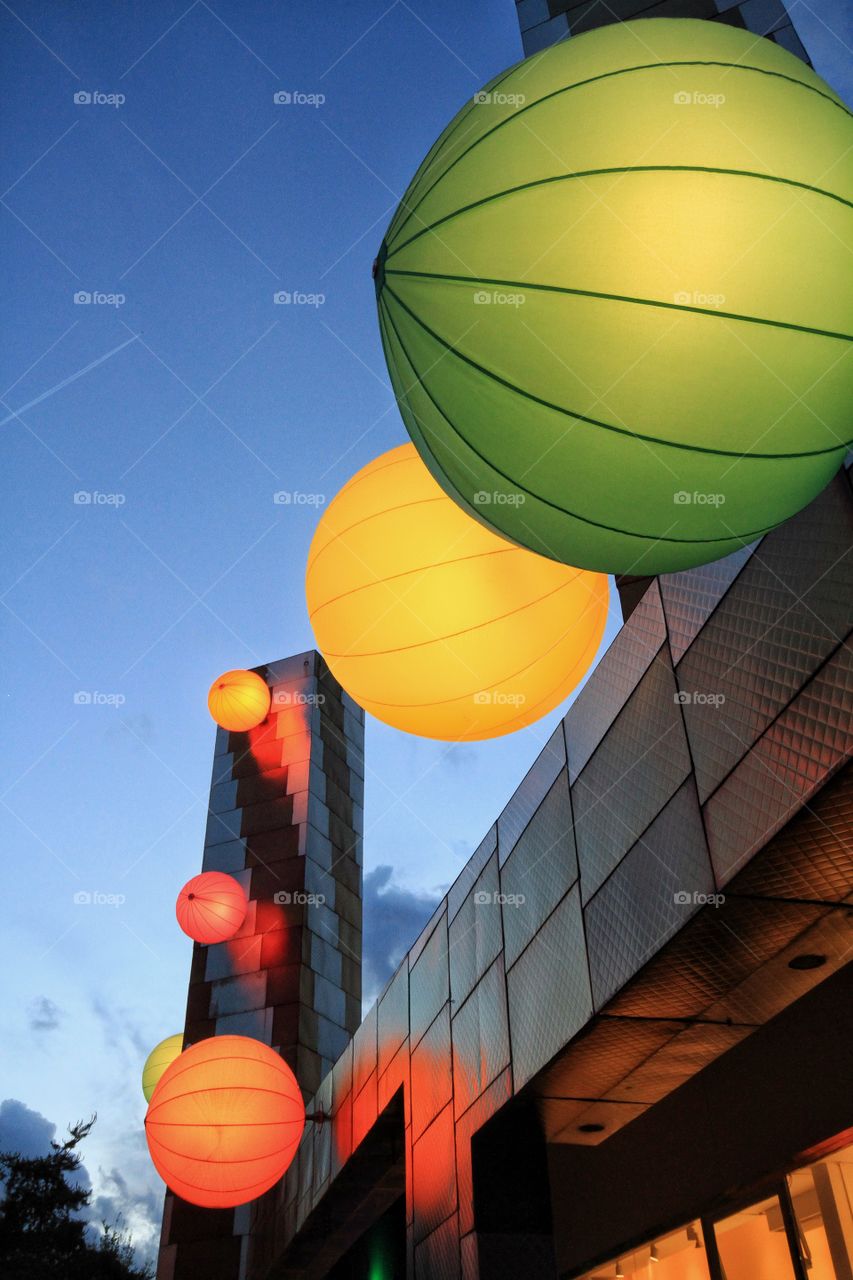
[[650, 1242, 660, 1263]]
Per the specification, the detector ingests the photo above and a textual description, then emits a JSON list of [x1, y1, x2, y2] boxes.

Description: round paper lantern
[[145, 1035, 305, 1208], [176, 872, 248, 945], [207, 669, 270, 732], [375, 19, 853, 575], [142, 1034, 184, 1103], [305, 444, 608, 740]]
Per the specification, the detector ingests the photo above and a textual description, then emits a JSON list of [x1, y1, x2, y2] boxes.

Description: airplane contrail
[[0, 332, 139, 428]]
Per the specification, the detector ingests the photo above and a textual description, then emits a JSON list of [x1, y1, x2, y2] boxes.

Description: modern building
[[155, 5, 853, 1279]]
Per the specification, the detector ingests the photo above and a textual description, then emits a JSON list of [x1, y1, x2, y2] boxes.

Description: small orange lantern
[[207, 668, 270, 732], [144, 1034, 305, 1208], [176, 871, 248, 945]]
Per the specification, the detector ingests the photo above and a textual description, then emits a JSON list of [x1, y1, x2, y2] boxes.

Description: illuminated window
[[787, 1149, 853, 1278], [712, 1193, 799, 1279], [574, 1140, 853, 1280], [577, 1222, 711, 1279]]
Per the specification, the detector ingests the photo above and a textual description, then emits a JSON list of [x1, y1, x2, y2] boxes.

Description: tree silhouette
[[0, 1115, 153, 1279]]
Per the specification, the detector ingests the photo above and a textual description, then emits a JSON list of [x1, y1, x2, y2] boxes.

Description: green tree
[[0, 1115, 153, 1279]]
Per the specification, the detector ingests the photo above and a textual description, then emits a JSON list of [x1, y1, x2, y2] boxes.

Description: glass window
[[577, 1222, 711, 1279], [787, 1149, 853, 1279], [712, 1193, 798, 1280]]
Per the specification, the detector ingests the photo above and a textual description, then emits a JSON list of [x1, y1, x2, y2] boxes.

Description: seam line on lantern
[[308, 545, 527, 619], [387, 59, 853, 247], [319, 575, 586, 659], [384, 60, 522, 246], [387, 267, 853, 345], [386, 165, 853, 258], [306, 495, 448, 576], [351, 603, 606, 720], [379, 293, 780, 549], [382, 285, 853, 461], [306, 448, 422, 565]]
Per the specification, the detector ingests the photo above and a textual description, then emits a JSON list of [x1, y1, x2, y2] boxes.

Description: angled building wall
[[249, 469, 853, 1278]]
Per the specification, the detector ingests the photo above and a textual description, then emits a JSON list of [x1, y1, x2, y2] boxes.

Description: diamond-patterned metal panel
[[501, 770, 578, 968], [455, 1069, 513, 1238], [677, 475, 853, 803], [727, 762, 852, 902], [410, 912, 450, 1048], [449, 854, 502, 1010], [572, 656, 692, 904], [451, 957, 510, 1120], [448, 825, 497, 924], [701, 905, 851, 1025], [378, 961, 409, 1077], [585, 777, 714, 1010], [565, 581, 667, 783], [604, 895, 825, 1020], [411, 1005, 453, 1141], [704, 644, 853, 886], [535, 1015, 677, 1107], [551, 1099, 649, 1145], [351, 1001, 377, 1099], [605, 1020, 753, 1106], [660, 542, 758, 664], [507, 886, 593, 1090], [460, 1231, 478, 1280], [412, 1103, 457, 1244], [414, 1213, 461, 1280], [496, 725, 565, 866]]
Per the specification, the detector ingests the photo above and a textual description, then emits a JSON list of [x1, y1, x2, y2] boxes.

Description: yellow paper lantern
[[305, 444, 608, 740], [207, 669, 270, 732], [142, 1033, 183, 1103]]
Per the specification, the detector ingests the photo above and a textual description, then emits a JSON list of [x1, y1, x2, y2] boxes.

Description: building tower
[[156, 652, 364, 1280]]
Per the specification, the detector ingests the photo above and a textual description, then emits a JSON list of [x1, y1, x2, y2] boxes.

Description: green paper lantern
[[375, 19, 853, 575]]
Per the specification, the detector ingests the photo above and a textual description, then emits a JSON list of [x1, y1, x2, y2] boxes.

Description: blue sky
[[1, 0, 850, 1267]]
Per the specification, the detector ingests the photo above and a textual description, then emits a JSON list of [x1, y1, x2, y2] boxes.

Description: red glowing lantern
[[176, 872, 248, 944], [144, 1035, 305, 1208]]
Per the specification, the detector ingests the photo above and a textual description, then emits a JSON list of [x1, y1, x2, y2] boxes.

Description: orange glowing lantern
[[207, 668, 270, 732], [176, 871, 248, 945], [144, 1034, 305, 1208]]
